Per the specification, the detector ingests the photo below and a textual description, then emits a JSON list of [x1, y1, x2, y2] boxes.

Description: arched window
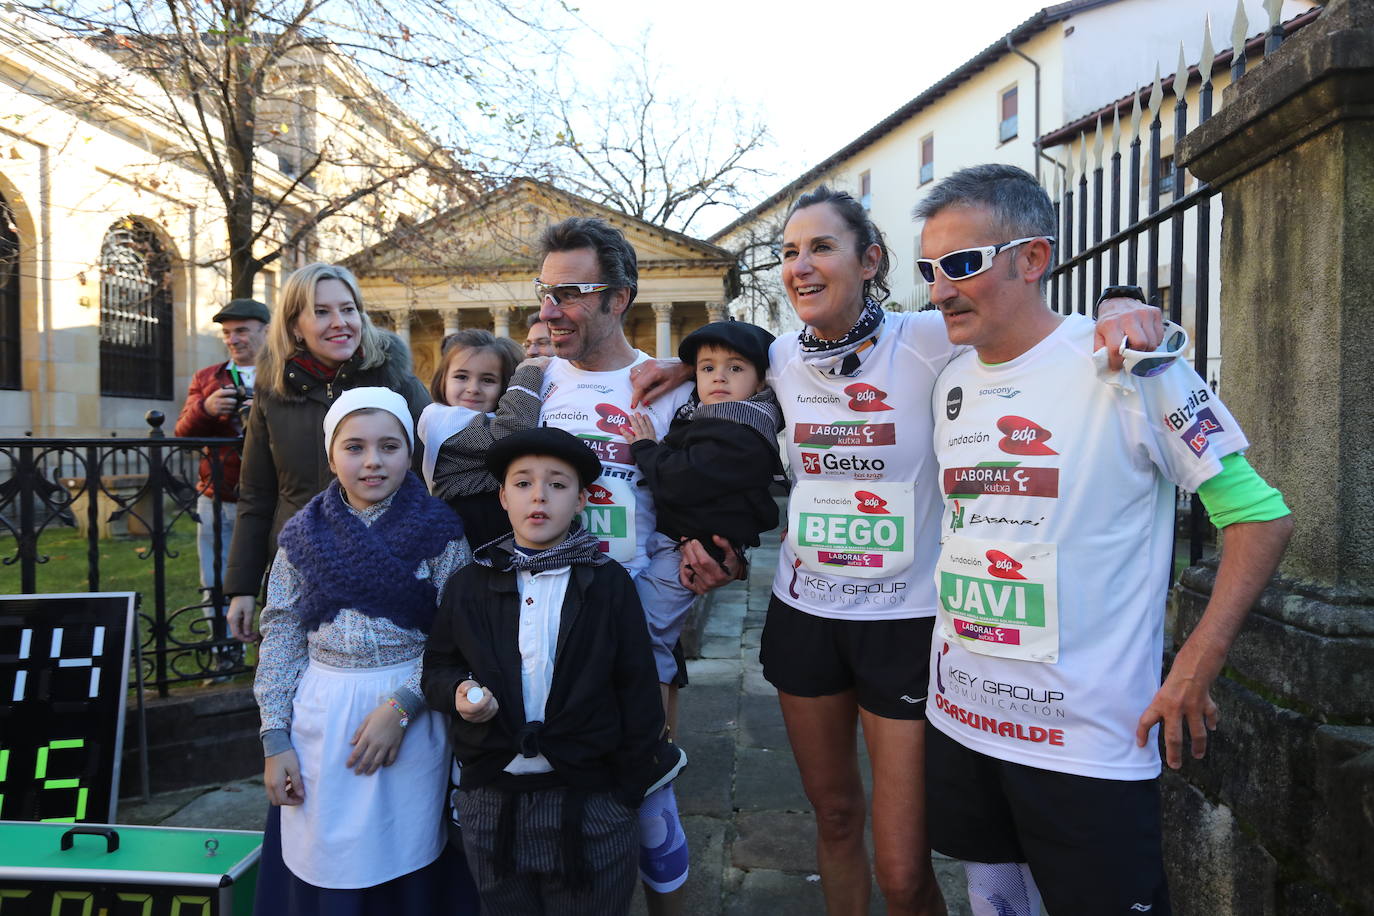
[[99, 218, 173, 399], [0, 190, 19, 391]]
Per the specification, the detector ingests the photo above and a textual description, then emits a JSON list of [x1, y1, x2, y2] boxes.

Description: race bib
[[935, 534, 1059, 662], [579, 475, 637, 563], [787, 481, 915, 579]]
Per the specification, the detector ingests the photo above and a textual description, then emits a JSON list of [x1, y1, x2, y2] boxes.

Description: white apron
[[281, 657, 447, 888]]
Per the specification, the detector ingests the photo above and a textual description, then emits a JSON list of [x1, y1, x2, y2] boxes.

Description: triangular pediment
[[347, 179, 733, 277]]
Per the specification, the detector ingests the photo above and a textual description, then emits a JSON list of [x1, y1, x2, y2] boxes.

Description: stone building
[[0, 10, 457, 437], [345, 179, 739, 385]]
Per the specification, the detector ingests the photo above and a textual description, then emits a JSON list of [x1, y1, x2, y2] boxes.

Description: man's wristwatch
[[1093, 285, 1147, 318]]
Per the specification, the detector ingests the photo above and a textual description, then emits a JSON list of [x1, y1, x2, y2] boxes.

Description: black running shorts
[[759, 594, 935, 720], [925, 724, 1172, 915]]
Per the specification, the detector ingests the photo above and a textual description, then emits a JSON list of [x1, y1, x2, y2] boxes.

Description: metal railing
[[1044, 10, 1297, 572], [1, 411, 246, 697]]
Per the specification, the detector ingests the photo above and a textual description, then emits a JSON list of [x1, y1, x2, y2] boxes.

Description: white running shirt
[[926, 315, 1247, 779], [539, 353, 692, 576], [769, 310, 958, 620]]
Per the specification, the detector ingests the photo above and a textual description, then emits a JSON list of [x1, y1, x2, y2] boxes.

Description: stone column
[[490, 305, 510, 339], [441, 308, 460, 336], [391, 309, 411, 346], [651, 303, 674, 359], [1169, 1, 1374, 911], [706, 303, 730, 323]]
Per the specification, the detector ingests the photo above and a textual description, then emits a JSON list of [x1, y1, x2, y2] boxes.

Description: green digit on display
[[0, 745, 8, 816], [0, 890, 32, 914], [49, 891, 93, 916], [34, 739, 89, 822], [116, 893, 153, 916], [170, 896, 211, 916]]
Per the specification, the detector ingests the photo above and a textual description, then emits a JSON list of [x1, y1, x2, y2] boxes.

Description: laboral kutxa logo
[[794, 421, 896, 449], [943, 462, 1059, 499], [997, 416, 1057, 456], [843, 382, 893, 412]]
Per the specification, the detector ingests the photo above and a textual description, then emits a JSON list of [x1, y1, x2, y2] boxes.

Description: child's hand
[[621, 412, 658, 444], [519, 356, 551, 371], [455, 680, 499, 723], [346, 702, 407, 775], [265, 749, 305, 806]]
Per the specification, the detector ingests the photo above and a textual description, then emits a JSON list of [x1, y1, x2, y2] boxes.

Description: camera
[[231, 381, 254, 425]]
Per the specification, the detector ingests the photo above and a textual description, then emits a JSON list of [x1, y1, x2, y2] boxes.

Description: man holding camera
[[175, 298, 270, 652]]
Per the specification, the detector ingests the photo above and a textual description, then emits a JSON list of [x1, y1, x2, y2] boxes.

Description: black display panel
[[0, 881, 220, 915], [0, 594, 136, 823]]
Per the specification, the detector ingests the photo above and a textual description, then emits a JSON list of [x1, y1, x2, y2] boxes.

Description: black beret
[[485, 427, 603, 488], [679, 320, 775, 378]]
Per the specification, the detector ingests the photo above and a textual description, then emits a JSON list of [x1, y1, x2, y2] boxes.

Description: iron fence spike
[[1093, 115, 1105, 166], [1111, 103, 1122, 152], [1130, 88, 1142, 136], [1149, 63, 1164, 118], [1263, 0, 1282, 28], [1175, 42, 1189, 99], [1200, 15, 1216, 81], [1231, 0, 1250, 55]]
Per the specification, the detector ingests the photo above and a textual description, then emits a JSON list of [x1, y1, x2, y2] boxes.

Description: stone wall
[[1172, 0, 1374, 911]]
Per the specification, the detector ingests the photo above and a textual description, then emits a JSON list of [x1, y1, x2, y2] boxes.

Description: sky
[[558, 0, 1059, 235]]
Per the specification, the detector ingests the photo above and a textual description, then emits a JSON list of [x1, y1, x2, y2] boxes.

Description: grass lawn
[[1, 524, 255, 689]]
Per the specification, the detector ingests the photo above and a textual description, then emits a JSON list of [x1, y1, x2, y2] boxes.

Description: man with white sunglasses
[[915, 164, 1292, 916]]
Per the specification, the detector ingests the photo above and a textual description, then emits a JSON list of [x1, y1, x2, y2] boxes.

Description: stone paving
[[120, 532, 970, 914]]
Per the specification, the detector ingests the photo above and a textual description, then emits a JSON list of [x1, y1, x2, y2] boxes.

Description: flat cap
[[486, 427, 603, 488], [211, 298, 271, 324]]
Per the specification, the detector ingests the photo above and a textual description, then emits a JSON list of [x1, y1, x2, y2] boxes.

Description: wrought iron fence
[[1042, 6, 1307, 572], [1, 411, 246, 697]]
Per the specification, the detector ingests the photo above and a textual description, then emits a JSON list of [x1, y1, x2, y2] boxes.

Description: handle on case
[[60, 826, 120, 854]]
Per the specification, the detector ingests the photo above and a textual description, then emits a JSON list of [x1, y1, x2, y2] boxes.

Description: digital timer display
[[0, 594, 136, 823], [0, 881, 220, 914]]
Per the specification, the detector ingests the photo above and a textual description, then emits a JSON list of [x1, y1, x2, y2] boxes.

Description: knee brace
[[638, 784, 689, 893], [963, 861, 1041, 916]]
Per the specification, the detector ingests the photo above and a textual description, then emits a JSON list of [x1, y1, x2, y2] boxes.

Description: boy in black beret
[[622, 320, 785, 573], [422, 427, 682, 915]]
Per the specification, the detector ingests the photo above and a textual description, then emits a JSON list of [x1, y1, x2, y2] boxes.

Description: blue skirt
[[254, 806, 479, 916]]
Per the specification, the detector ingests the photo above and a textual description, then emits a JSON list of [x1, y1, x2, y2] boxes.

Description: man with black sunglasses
[[915, 164, 1292, 916]]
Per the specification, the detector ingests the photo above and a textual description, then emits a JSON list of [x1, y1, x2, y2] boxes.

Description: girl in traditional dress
[[253, 386, 473, 915]]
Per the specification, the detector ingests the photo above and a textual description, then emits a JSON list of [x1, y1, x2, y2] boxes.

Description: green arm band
[[1196, 452, 1291, 528]]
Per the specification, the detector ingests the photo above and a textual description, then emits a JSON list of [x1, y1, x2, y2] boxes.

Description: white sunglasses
[[916, 237, 1053, 283]]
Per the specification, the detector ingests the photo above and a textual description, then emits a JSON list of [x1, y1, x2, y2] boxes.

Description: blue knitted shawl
[[277, 472, 465, 633]]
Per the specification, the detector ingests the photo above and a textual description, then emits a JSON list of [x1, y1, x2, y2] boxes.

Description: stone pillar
[[651, 303, 674, 359], [391, 309, 411, 346], [490, 305, 510, 339], [441, 308, 460, 336], [706, 303, 730, 323], [1169, 1, 1374, 912]]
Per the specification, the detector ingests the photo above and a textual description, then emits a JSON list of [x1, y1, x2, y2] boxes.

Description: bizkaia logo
[[800, 451, 887, 475], [794, 421, 896, 448], [594, 403, 633, 437], [1163, 386, 1212, 432], [854, 490, 889, 514], [985, 549, 1026, 580], [944, 462, 1059, 499], [997, 416, 1057, 456], [844, 382, 893, 412]]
